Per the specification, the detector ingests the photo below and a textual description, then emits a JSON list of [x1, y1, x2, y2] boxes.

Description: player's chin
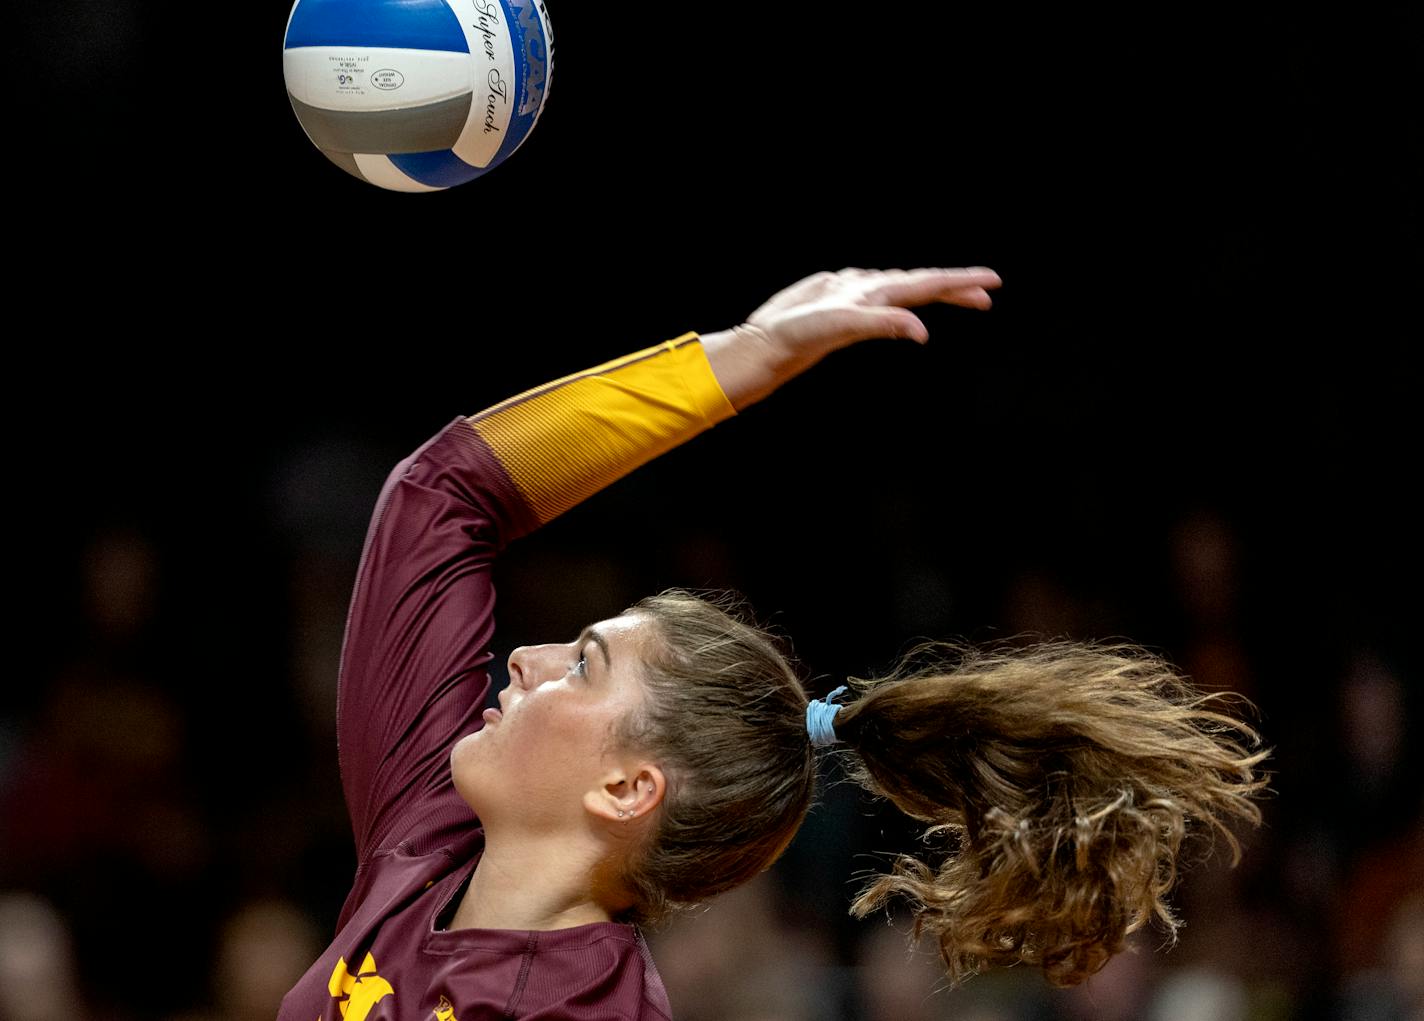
[[450, 733, 487, 806], [450, 730, 485, 772]]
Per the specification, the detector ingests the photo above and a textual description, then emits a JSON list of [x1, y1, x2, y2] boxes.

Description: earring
[[617, 810, 627, 818]]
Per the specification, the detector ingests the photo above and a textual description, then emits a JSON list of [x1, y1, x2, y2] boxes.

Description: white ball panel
[[353, 153, 446, 191], [283, 46, 473, 112]]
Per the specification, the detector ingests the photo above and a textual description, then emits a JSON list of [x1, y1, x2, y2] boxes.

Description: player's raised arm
[[459, 265, 1001, 533]]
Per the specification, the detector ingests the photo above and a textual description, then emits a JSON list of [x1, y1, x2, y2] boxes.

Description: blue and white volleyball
[[282, 0, 553, 192]]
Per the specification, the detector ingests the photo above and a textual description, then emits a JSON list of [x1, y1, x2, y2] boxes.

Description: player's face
[[450, 613, 655, 831]]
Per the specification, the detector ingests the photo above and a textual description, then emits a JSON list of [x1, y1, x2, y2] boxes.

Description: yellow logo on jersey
[[324, 952, 394, 1021], [433, 994, 459, 1021]]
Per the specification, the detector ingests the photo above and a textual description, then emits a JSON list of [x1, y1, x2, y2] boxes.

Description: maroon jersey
[[279, 335, 738, 1021]]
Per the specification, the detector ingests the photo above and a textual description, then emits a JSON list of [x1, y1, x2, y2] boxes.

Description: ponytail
[[829, 639, 1270, 987]]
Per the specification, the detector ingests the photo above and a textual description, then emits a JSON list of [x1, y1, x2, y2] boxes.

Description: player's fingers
[[939, 286, 994, 310], [857, 307, 930, 344], [865, 267, 1002, 308]]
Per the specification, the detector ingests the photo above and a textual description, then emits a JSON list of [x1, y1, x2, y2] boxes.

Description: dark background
[[5, 2, 1421, 1019]]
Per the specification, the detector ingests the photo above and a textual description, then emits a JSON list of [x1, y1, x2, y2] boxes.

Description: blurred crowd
[[3, 436, 1419, 1021]]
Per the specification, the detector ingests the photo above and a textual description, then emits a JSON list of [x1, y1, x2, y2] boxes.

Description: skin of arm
[[699, 266, 1002, 412]]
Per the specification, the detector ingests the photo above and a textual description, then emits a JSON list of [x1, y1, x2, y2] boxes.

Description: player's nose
[[507, 647, 531, 689], [507, 644, 557, 689]]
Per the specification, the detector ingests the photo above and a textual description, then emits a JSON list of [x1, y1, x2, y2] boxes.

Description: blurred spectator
[[1338, 890, 1424, 1021], [167, 898, 324, 1021], [0, 669, 206, 884], [1386, 894, 1424, 1020], [856, 920, 950, 1021], [1167, 509, 1259, 700], [0, 518, 215, 1017], [1053, 940, 1154, 1021], [855, 917, 1049, 1021], [0, 666, 214, 1016], [1169, 510, 1240, 631], [1146, 966, 1248, 1021], [0, 892, 93, 1021], [82, 527, 161, 647], [648, 874, 841, 1021], [1339, 654, 1409, 819], [1336, 816, 1424, 988]]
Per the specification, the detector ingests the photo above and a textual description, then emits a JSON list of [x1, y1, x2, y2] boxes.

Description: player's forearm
[[462, 333, 737, 532]]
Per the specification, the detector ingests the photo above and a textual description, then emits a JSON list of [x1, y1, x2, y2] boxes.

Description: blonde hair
[[612, 592, 1270, 987], [832, 638, 1270, 986]]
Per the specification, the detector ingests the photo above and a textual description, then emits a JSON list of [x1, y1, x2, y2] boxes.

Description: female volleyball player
[[278, 266, 1268, 1020]]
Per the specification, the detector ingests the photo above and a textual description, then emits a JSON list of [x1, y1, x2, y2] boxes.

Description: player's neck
[[447, 832, 616, 932]]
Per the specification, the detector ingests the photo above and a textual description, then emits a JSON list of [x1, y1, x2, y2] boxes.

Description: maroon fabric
[[278, 415, 673, 1021]]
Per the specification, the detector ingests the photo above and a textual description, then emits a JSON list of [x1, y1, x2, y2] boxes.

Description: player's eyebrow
[[576, 625, 612, 673]]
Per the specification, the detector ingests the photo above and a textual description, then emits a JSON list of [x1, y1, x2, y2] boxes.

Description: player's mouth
[[482, 708, 503, 725]]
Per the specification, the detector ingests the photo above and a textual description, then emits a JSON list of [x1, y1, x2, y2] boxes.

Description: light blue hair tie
[[806, 685, 849, 748]]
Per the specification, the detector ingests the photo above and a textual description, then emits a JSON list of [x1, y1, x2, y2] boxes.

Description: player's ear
[[584, 763, 665, 824]]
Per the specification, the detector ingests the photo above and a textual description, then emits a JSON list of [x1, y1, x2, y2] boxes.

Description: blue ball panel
[[388, 150, 492, 188], [285, 0, 469, 54]]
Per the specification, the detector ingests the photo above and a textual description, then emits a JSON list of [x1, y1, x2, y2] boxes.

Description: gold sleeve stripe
[[466, 332, 738, 526]]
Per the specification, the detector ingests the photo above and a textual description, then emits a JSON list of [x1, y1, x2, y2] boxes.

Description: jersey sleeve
[[336, 332, 738, 862]]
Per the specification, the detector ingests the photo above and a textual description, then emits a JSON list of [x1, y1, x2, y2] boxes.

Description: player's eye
[[571, 648, 589, 677]]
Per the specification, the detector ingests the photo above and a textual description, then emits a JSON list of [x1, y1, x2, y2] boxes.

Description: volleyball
[[282, 0, 553, 192]]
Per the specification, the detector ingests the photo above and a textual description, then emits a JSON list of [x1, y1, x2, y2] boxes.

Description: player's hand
[[741, 266, 1001, 365], [700, 266, 1001, 411]]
